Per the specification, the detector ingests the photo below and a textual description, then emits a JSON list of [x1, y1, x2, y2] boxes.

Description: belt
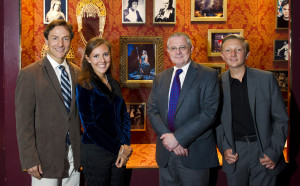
[[235, 135, 257, 143]]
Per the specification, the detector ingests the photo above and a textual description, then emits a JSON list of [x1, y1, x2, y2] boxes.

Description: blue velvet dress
[[76, 75, 130, 185]]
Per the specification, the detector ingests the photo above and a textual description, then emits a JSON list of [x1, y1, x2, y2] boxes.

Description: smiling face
[[85, 44, 111, 77], [167, 36, 194, 68], [46, 25, 71, 64], [221, 39, 249, 69]]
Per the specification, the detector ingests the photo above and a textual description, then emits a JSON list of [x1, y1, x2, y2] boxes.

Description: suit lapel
[[41, 58, 63, 101], [222, 70, 236, 153], [176, 61, 197, 113], [162, 68, 174, 121], [246, 67, 256, 122], [68, 61, 77, 115]]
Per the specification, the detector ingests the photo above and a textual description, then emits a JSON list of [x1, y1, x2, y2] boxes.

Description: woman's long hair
[[78, 37, 112, 90]]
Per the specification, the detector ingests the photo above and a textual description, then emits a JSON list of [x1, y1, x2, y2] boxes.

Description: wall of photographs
[[21, 0, 289, 144]]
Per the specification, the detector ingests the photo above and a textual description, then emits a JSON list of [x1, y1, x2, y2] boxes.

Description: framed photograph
[[276, 0, 289, 29], [207, 29, 244, 57], [120, 36, 164, 88], [274, 40, 289, 61], [201, 63, 226, 75], [44, 0, 68, 24], [122, 0, 146, 24], [266, 69, 288, 91], [126, 102, 147, 131], [153, 0, 176, 24], [191, 0, 227, 21]]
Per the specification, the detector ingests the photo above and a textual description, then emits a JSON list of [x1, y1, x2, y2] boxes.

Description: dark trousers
[[226, 141, 276, 186], [159, 152, 210, 186], [81, 143, 125, 186]]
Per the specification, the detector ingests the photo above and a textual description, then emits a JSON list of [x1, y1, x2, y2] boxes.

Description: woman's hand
[[115, 145, 133, 168]]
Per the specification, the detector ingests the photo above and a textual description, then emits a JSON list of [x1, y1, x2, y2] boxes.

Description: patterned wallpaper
[[21, 0, 289, 144]]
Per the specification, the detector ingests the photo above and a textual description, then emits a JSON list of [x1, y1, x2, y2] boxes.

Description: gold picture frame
[[191, 0, 227, 22], [119, 36, 164, 88], [207, 29, 244, 57], [126, 102, 147, 131], [201, 63, 226, 75]]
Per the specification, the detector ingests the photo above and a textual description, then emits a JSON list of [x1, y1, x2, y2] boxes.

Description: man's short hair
[[281, 0, 289, 7], [167, 32, 192, 48], [221, 34, 250, 54], [43, 19, 74, 40]]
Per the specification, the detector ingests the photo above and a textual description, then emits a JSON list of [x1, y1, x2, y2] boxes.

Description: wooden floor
[[126, 144, 288, 169]]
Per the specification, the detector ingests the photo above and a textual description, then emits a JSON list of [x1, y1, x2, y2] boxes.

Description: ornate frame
[[207, 29, 244, 57], [76, 0, 106, 45], [119, 36, 164, 88], [191, 0, 227, 21], [126, 102, 147, 131]]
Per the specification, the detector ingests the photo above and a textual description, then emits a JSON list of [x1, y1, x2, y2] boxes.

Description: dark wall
[[0, 0, 5, 185]]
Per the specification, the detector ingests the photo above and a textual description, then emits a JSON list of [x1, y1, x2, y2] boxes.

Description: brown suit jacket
[[15, 57, 81, 178]]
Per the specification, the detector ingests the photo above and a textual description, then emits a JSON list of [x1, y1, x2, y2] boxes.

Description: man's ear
[[246, 52, 250, 59], [190, 45, 194, 52]]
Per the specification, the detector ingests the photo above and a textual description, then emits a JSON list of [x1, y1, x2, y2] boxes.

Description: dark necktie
[[167, 69, 183, 132], [59, 65, 71, 113], [59, 65, 71, 146]]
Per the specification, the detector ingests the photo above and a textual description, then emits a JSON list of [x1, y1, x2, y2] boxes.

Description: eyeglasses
[[169, 45, 189, 52]]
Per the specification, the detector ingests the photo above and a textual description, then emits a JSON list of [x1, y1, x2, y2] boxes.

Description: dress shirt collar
[[47, 54, 68, 69]]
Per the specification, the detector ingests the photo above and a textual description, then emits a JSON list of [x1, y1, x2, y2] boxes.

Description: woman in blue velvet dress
[[76, 37, 132, 186], [139, 50, 150, 78]]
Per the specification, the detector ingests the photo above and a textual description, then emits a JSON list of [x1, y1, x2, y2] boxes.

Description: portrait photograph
[[207, 29, 244, 56], [119, 36, 164, 88], [276, 0, 289, 29], [191, 0, 227, 21], [126, 102, 146, 131], [153, 0, 176, 24], [274, 40, 289, 61], [266, 69, 288, 91], [44, 0, 67, 24], [122, 0, 146, 24]]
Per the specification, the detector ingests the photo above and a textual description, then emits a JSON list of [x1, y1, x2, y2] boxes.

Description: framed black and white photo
[[120, 36, 163, 88], [44, 0, 67, 24], [126, 102, 147, 131], [153, 0, 176, 24], [191, 0, 227, 21], [274, 40, 289, 61], [276, 0, 289, 29], [122, 0, 146, 24], [207, 29, 244, 57]]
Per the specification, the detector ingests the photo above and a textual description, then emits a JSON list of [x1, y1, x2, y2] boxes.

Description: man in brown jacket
[[15, 20, 81, 186]]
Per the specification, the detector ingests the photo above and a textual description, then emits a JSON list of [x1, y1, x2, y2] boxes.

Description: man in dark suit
[[15, 20, 81, 185], [147, 32, 219, 185], [216, 34, 288, 186]]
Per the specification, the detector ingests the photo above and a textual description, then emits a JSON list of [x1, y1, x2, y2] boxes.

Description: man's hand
[[173, 144, 188, 156], [260, 154, 276, 169], [160, 133, 179, 151], [27, 164, 43, 180], [224, 149, 238, 164]]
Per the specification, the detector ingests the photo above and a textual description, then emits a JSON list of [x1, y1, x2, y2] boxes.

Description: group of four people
[[15, 19, 288, 186]]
